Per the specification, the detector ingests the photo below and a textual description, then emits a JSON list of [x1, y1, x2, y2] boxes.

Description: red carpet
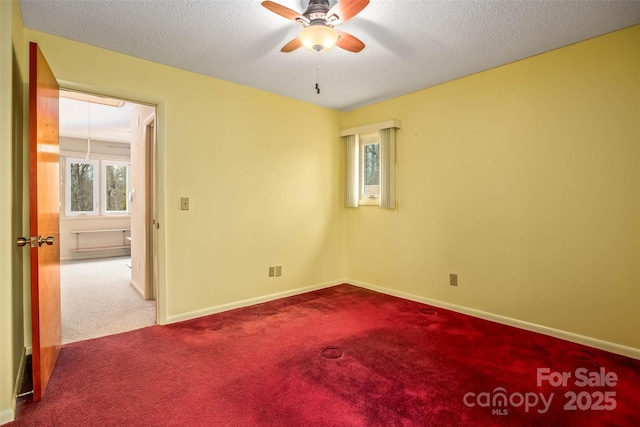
[[10, 284, 640, 426]]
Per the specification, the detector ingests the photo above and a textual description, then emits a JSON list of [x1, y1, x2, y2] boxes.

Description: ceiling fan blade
[[261, 1, 308, 23], [281, 37, 302, 53], [326, 0, 369, 25], [335, 30, 365, 53]]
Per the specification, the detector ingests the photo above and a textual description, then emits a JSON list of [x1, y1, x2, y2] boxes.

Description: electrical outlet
[[275, 265, 282, 277], [268, 267, 275, 277], [449, 273, 458, 286], [180, 197, 190, 210]]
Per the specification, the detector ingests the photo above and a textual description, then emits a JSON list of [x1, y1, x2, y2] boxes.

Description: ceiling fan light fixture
[[300, 25, 338, 52]]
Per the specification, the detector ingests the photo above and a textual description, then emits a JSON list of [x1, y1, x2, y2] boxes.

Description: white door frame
[[58, 79, 167, 325]]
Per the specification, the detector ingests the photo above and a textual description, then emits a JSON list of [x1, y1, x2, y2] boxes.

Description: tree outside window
[[69, 162, 95, 212], [104, 164, 128, 212], [363, 142, 380, 197], [66, 158, 98, 215]]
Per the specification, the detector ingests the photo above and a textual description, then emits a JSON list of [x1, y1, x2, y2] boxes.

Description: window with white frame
[[64, 157, 130, 216], [359, 132, 380, 203], [65, 158, 99, 216], [341, 120, 400, 209], [102, 161, 129, 214]]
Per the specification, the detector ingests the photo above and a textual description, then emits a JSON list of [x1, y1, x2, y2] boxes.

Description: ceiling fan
[[262, 0, 369, 53]]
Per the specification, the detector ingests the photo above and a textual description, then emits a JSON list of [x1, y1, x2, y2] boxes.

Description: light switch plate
[[181, 197, 189, 210], [450, 273, 458, 286]]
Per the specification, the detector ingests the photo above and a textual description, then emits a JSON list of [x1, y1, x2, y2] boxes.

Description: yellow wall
[[341, 25, 640, 349], [22, 30, 347, 320]]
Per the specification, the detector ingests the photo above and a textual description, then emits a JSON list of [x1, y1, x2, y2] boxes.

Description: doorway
[[58, 90, 158, 343]]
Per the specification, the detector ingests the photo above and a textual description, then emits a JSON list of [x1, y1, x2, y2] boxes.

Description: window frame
[[340, 119, 401, 209], [101, 160, 130, 215], [358, 132, 380, 206], [65, 157, 100, 216]]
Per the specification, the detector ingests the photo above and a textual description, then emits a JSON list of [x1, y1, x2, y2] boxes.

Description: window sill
[[359, 198, 380, 206]]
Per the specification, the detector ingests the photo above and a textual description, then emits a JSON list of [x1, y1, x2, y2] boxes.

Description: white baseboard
[[166, 279, 343, 324], [349, 279, 640, 360], [164, 278, 639, 359], [0, 409, 14, 425], [129, 279, 144, 298]]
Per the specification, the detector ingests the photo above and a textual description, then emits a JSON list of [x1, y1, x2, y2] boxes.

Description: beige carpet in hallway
[[61, 257, 156, 344]]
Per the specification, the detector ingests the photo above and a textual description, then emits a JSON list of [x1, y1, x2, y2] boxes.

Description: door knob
[[38, 236, 55, 246], [17, 236, 54, 247]]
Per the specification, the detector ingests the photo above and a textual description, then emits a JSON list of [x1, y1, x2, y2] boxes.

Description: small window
[[102, 161, 130, 214], [359, 132, 380, 204], [342, 119, 399, 209], [65, 158, 99, 216], [362, 143, 380, 198]]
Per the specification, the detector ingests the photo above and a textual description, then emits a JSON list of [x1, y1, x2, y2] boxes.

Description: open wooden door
[[28, 42, 61, 401]]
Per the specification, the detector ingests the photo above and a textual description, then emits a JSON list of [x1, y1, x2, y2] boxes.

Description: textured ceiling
[[20, 0, 640, 112]]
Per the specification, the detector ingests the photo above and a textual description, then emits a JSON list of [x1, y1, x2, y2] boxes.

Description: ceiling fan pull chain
[[316, 65, 320, 94]]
